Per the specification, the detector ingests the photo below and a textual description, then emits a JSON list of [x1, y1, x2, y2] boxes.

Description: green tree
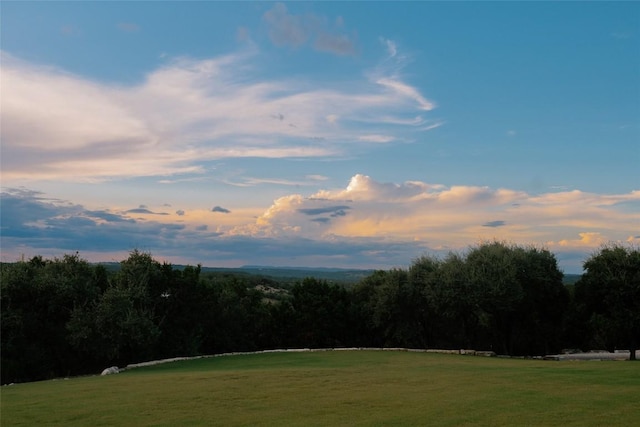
[[289, 278, 352, 348], [361, 269, 428, 348], [576, 245, 640, 360], [463, 242, 566, 355], [1, 254, 103, 382]]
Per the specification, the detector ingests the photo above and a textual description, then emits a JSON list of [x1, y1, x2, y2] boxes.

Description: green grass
[[2, 351, 638, 426]]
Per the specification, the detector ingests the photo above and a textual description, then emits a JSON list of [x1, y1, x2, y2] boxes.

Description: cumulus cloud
[[1, 49, 433, 183], [2, 177, 639, 272], [0, 188, 421, 269], [236, 174, 639, 269]]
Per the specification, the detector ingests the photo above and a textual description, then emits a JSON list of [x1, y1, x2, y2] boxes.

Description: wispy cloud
[[262, 3, 357, 56], [381, 38, 397, 58], [1, 47, 433, 184], [263, 3, 309, 48]]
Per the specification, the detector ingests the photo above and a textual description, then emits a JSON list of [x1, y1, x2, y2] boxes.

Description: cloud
[[314, 32, 356, 56], [212, 206, 231, 214], [262, 3, 357, 56], [311, 217, 331, 224], [126, 208, 169, 215], [306, 174, 328, 182], [263, 3, 309, 47], [381, 38, 397, 58], [298, 205, 351, 216], [0, 187, 422, 269], [176, 210, 185, 216], [2, 178, 638, 272], [1, 49, 433, 183], [376, 77, 435, 111], [237, 175, 639, 271], [358, 134, 395, 143], [483, 220, 506, 228]]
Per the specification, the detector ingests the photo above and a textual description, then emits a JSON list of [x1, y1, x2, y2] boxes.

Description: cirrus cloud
[[1, 46, 434, 184]]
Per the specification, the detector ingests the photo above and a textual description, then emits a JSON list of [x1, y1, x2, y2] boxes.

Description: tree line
[[1, 242, 638, 383]]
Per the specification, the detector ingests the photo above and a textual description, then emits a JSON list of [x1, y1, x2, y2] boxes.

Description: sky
[[1, 1, 639, 273]]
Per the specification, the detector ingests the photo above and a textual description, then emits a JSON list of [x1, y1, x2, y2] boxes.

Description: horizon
[[1, 2, 638, 275]]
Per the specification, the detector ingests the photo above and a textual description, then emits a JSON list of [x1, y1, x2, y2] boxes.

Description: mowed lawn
[[2, 351, 638, 426]]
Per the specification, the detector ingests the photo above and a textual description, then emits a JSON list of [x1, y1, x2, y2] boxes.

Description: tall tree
[[1, 254, 103, 382], [576, 245, 640, 360]]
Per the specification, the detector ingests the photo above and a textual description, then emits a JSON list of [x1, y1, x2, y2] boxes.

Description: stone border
[[101, 347, 636, 375]]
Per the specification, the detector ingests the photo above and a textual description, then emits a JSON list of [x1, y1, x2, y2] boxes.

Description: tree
[[576, 245, 640, 360], [465, 242, 524, 354], [1, 254, 103, 382], [362, 269, 428, 348], [463, 242, 566, 356], [411, 253, 484, 349], [288, 278, 352, 348]]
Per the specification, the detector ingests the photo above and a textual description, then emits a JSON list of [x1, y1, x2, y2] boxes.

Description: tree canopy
[[2, 243, 638, 383]]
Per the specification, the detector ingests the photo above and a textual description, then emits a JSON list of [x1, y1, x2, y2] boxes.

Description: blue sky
[[1, 1, 638, 273]]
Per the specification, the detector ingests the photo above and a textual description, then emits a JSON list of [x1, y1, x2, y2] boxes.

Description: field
[[2, 350, 638, 426]]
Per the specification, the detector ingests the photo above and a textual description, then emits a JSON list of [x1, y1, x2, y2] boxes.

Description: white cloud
[[238, 174, 639, 255], [376, 77, 435, 111], [357, 134, 395, 143], [3, 177, 637, 272], [1, 49, 435, 183], [382, 38, 397, 58]]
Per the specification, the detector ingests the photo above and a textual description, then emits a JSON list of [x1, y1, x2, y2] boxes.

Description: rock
[[101, 366, 119, 376]]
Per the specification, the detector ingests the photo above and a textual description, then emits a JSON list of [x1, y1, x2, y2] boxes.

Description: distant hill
[[238, 265, 375, 283], [94, 262, 374, 285], [563, 274, 582, 286], [89, 262, 584, 286]]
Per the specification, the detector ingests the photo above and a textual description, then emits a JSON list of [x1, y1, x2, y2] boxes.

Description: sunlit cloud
[[358, 134, 396, 143], [240, 175, 639, 260], [1, 46, 434, 184], [1, 175, 638, 272]]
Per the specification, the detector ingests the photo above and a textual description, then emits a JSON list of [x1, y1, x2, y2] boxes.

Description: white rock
[[101, 366, 119, 376]]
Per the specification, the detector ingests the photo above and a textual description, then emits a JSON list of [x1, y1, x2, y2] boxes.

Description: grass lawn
[[2, 350, 638, 426]]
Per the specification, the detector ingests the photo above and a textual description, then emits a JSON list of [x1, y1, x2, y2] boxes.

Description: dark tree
[[575, 245, 640, 360]]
